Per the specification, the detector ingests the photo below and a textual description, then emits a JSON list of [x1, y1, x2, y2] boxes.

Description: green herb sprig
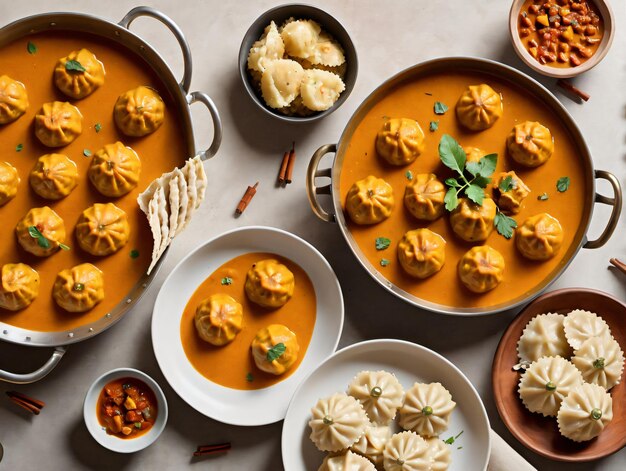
[[494, 209, 517, 239], [266, 343, 286, 362], [28, 225, 70, 250]]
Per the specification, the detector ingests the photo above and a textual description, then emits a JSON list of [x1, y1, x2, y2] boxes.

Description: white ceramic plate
[[83, 368, 168, 453], [282, 339, 491, 470], [152, 226, 344, 426]]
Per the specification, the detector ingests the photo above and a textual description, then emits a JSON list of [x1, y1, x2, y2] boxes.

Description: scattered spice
[[6, 391, 45, 415], [538, 192, 549, 201], [380, 258, 390, 267], [434, 101, 449, 115], [27, 41, 37, 54], [266, 343, 286, 362], [235, 182, 258, 216], [556, 79, 590, 102], [424, 92, 433, 96], [193, 442, 231, 457], [429, 120, 439, 132], [221, 277, 233, 286], [65, 60, 86, 73], [15, 144, 23, 152], [556, 176, 570, 192], [130, 249, 140, 259], [375, 237, 391, 251], [94, 123, 102, 133], [405, 170, 413, 181]]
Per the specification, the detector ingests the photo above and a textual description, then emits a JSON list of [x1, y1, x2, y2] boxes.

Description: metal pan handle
[[0, 347, 66, 384], [118, 6, 193, 94], [187, 91, 223, 161], [307, 144, 337, 223], [583, 170, 622, 249]]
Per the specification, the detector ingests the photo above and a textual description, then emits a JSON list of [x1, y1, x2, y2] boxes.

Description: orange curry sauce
[[0, 32, 187, 331], [339, 71, 587, 310], [180, 252, 317, 390]]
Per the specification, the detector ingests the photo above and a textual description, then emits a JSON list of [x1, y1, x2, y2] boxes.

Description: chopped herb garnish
[[246, 372, 254, 382], [434, 101, 449, 115], [429, 120, 439, 132], [130, 249, 140, 259], [134, 422, 142, 429], [380, 258, 390, 267], [94, 123, 102, 133], [65, 60, 86, 72], [27, 41, 37, 55], [221, 277, 233, 285], [457, 446, 463, 450], [28, 226, 50, 249], [538, 192, 549, 201], [58, 242, 70, 251], [499, 175, 516, 192], [593, 357, 605, 369], [405, 170, 413, 181], [83, 149, 92, 157], [375, 237, 391, 251], [556, 176, 570, 193], [444, 436, 455, 445], [266, 343, 286, 362], [455, 430, 464, 439], [494, 210, 517, 239], [16, 144, 23, 152], [72, 283, 84, 292]]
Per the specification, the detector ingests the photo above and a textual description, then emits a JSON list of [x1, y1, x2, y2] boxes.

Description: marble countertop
[[0, 1, 624, 470]]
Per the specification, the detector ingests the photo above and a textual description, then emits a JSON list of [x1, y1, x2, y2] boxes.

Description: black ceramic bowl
[[238, 3, 358, 123]]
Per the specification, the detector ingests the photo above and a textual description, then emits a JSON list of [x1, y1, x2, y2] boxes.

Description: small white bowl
[[83, 368, 168, 453]]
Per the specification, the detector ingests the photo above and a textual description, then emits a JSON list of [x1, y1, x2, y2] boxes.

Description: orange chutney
[[0, 32, 188, 331], [339, 71, 588, 310], [180, 252, 317, 390]]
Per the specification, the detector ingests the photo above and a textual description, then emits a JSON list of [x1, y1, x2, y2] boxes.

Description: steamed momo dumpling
[[310, 32, 345, 67], [251, 324, 299, 375], [34, 101, 83, 147], [309, 392, 369, 452], [0, 75, 28, 124], [376, 118, 425, 166], [563, 310, 611, 351], [245, 259, 294, 308], [557, 383, 613, 442], [194, 293, 243, 346], [518, 356, 583, 417], [517, 313, 572, 362], [507, 121, 554, 167], [345, 176, 394, 225], [493, 171, 530, 215], [0, 161, 19, 206], [247, 21, 285, 73], [281, 19, 321, 59], [515, 213, 563, 261], [15, 207, 66, 257], [397, 229, 446, 279], [52, 263, 104, 313], [572, 336, 624, 390], [426, 438, 451, 471], [458, 246, 505, 294], [398, 383, 456, 437], [455, 84, 502, 131], [347, 370, 404, 425], [350, 424, 391, 467], [261, 59, 305, 109], [0, 263, 39, 311], [449, 198, 496, 242], [318, 451, 375, 471], [114, 86, 165, 137], [383, 431, 431, 471], [54, 48, 105, 99], [88, 142, 141, 197], [404, 173, 446, 221], [300, 69, 345, 111], [75, 203, 130, 256], [29, 154, 78, 200]]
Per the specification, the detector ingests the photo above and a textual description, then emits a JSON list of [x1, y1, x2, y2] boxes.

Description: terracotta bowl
[[508, 0, 615, 78], [492, 288, 626, 462]]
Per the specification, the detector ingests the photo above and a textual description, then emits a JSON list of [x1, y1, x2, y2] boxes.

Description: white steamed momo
[[281, 19, 321, 59], [571, 335, 624, 390], [398, 383, 456, 437], [318, 450, 376, 471], [309, 392, 369, 452], [426, 438, 451, 471], [310, 32, 345, 66], [350, 424, 391, 467], [300, 69, 345, 111], [383, 431, 431, 471], [247, 21, 285, 73], [347, 370, 404, 425], [518, 356, 583, 417], [260, 59, 305, 109], [563, 309, 611, 351], [557, 382, 613, 442], [517, 313, 572, 362]]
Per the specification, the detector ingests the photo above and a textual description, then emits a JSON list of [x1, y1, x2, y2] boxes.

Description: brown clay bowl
[[492, 288, 626, 462]]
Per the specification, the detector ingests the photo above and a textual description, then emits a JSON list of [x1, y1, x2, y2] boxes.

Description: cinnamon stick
[[278, 151, 290, 184], [6, 391, 44, 415], [6, 390, 45, 409], [609, 258, 626, 275], [285, 142, 296, 184], [556, 79, 590, 102], [193, 442, 231, 457], [235, 182, 258, 216]]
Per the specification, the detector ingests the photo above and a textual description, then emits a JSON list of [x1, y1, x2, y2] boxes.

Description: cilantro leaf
[[375, 237, 391, 251], [266, 343, 286, 362], [467, 154, 497, 178], [465, 161, 481, 177], [16, 144, 23, 152], [499, 175, 515, 192], [27, 41, 37, 54], [65, 60, 86, 72], [556, 176, 570, 192], [221, 277, 233, 285], [444, 187, 459, 211], [494, 211, 518, 239], [445, 178, 461, 188], [438, 134, 466, 175], [94, 123, 102, 133], [434, 101, 449, 115], [472, 175, 492, 188], [28, 226, 51, 249], [465, 184, 485, 206], [429, 120, 439, 132]]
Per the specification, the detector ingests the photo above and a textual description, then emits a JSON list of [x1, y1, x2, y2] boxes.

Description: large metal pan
[[307, 57, 621, 316], [0, 6, 222, 383]]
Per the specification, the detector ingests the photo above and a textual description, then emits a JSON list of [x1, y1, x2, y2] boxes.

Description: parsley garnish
[[429, 120, 439, 132], [27, 41, 37, 54], [556, 176, 570, 193], [16, 144, 23, 152], [130, 249, 140, 259], [380, 258, 390, 267], [405, 170, 413, 181], [221, 277, 233, 285], [499, 175, 516, 192], [538, 193, 549, 201], [434, 101, 449, 115], [83, 149, 92, 157], [266, 343, 286, 362], [94, 123, 102, 133], [438, 134, 497, 211], [494, 210, 517, 239], [65, 60, 86, 72], [246, 372, 254, 382], [375, 237, 391, 251]]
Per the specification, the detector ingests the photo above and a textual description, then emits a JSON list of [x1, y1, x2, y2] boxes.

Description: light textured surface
[[0, 0, 624, 470]]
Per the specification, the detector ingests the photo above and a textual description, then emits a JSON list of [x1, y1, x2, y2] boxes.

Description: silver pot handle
[[118, 6, 193, 94], [0, 347, 66, 384], [187, 91, 223, 160], [307, 144, 337, 223]]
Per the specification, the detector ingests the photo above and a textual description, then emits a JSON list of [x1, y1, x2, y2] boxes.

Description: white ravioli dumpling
[[318, 450, 375, 471], [571, 336, 624, 390], [281, 19, 321, 59], [300, 69, 345, 111], [350, 424, 391, 467], [426, 438, 452, 471], [310, 32, 345, 66], [398, 382, 456, 437], [347, 370, 404, 425], [261, 59, 305, 109], [518, 356, 583, 417], [247, 21, 285, 73], [557, 383, 613, 442], [563, 309, 611, 351], [309, 393, 369, 452], [383, 431, 431, 471], [517, 313, 572, 362]]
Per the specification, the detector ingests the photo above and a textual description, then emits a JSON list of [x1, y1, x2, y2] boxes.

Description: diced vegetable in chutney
[[517, 0, 603, 68], [96, 377, 158, 439]]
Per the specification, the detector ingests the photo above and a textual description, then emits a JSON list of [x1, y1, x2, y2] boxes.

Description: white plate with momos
[[282, 339, 491, 470]]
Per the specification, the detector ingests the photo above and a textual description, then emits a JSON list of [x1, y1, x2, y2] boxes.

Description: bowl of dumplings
[[239, 4, 358, 122], [492, 288, 626, 462]]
